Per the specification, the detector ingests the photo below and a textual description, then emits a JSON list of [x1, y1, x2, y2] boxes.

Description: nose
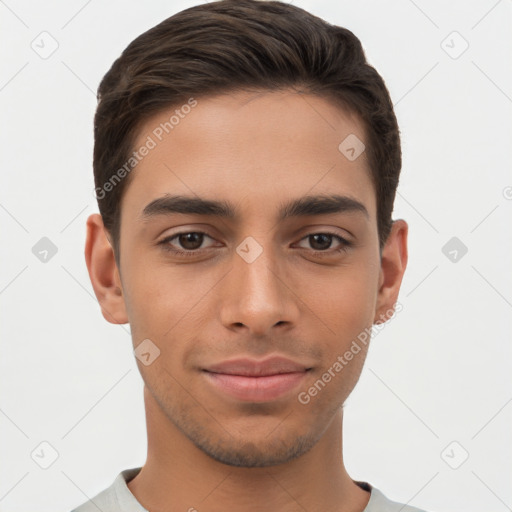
[[219, 241, 300, 336]]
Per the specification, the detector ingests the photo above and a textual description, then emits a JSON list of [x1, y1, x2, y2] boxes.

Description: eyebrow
[[140, 193, 369, 223]]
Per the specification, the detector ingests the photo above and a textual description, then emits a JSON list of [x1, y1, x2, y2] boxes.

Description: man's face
[[114, 89, 385, 467]]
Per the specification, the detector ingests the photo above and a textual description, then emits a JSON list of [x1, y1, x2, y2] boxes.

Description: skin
[[85, 89, 408, 512]]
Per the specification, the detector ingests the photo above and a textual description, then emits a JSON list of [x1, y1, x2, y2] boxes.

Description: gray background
[[1, 1, 511, 511]]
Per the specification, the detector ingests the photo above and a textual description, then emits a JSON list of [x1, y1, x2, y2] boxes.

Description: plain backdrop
[[1, 1, 511, 511]]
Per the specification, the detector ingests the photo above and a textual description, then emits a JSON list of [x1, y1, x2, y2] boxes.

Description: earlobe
[[373, 219, 408, 325], [84, 213, 129, 325]]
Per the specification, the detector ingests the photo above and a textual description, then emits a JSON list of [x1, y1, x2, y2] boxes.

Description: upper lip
[[203, 356, 311, 377]]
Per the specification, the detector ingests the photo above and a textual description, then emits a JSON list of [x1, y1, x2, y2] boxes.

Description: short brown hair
[[93, 0, 402, 267]]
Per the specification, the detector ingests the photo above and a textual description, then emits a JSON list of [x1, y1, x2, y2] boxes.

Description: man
[[74, 0, 426, 510]]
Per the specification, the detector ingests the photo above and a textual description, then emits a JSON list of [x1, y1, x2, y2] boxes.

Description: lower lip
[[202, 371, 309, 402]]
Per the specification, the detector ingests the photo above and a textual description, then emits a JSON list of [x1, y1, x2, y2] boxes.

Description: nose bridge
[[220, 236, 297, 333]]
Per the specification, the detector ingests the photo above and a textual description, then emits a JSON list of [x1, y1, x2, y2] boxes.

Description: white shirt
[[70, 467, 430, 512]]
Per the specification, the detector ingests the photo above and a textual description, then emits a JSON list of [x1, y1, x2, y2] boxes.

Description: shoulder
[[69, 467, 145, 512], [360, 482, 432, 512], [70, 485, 115, 512]]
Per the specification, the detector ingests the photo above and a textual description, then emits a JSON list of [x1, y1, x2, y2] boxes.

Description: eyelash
[[158, 231, 353, 258]]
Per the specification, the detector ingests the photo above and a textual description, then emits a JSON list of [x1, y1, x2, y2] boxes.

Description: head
[[86, 0, 407, 467]]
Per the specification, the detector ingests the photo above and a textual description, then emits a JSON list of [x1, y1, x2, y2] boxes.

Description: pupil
[[180, 232, 203, 250], [310, 234, 331, 250]]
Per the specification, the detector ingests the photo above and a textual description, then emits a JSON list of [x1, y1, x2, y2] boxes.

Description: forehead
[[121, 89, 375, 224]]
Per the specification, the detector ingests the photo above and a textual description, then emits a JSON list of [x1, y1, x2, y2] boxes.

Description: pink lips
[[202, 356, 311, 402]]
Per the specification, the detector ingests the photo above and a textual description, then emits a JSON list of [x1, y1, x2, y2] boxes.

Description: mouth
[[202, 370, 312, 402], [202, 356, 313, 402]]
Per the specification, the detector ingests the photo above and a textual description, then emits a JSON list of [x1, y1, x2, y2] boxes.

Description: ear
[[374, 219, 408, 324], [84, 213, 129, 325]]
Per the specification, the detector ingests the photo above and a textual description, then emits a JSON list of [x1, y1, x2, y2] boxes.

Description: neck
[[128, 386, 370, 512]]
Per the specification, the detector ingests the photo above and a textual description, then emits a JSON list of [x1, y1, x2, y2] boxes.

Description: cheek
[[122, 260, 217, 354], [120, 261, 176, 343], [301, 261, 377, 400], [307, 259, 378, 337]]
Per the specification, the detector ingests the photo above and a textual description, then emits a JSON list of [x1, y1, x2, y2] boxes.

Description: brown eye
[[296, 232, 352, 253], [308, 233, 334, 251], [177, 232, 204, 250], [159, 231, 217, 256]]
